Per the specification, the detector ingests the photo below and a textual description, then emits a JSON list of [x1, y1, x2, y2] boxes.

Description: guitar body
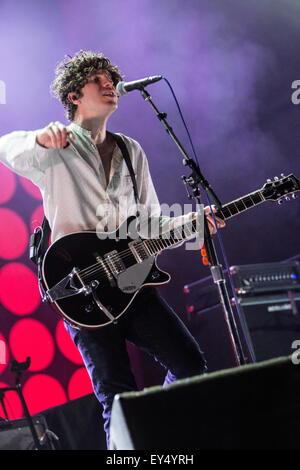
[[42, 217, 170, 329], [40, 173, 300, 330]]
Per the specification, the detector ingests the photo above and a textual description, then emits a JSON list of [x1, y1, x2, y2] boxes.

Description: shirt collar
[[69, 122, 92, 137]]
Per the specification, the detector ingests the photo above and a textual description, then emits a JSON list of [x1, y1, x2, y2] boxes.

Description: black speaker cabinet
[[186, 293, 300, 371], [237, 293, 300, 362], [110, 355, 300, 450], [0, 415, 55, 450], [187, 302, 252, 372]]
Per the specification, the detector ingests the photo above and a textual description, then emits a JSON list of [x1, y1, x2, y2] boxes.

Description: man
[[0, 50, 225, 448]]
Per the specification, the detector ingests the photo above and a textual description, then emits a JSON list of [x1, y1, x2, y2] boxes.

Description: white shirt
[[0, 123, 194, 244]]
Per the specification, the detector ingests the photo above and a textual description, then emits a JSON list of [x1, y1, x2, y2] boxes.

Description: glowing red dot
[[19, 176, 42, 200], [23, 374, 67, 415], [0, 333, 9, 375], [0, 381, 23, 420], [0, 263, 41, 315], [55, 320, 83, 365], [30, 204, 44, 232], [68, 367, 93, 400], [9, 319, 55, 371], [0, 165, 16, 204], [0, 208, 28, 259]]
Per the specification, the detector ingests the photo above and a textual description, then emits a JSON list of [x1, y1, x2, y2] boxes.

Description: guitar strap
[[111, 132, 139, 205], [30, 133, 139, 265]]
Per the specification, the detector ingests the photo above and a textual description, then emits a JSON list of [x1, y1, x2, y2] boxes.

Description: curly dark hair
[[50, 50, 123, 121]]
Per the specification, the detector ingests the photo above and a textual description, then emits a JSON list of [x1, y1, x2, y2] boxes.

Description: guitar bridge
[[45, 267, 94, 302]]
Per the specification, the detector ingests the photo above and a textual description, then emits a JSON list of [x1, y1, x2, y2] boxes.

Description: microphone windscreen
[[116, 81, 127, 96]]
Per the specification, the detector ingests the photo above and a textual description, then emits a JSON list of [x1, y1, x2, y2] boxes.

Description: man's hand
[[36, 121, 75, 148], [204, 206, 225, 235]]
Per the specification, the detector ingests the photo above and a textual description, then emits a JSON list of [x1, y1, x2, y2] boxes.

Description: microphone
[[116, 75, 162, 95]]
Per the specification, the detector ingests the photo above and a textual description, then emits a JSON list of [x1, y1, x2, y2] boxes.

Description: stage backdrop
[[1, 0, 300, 420]]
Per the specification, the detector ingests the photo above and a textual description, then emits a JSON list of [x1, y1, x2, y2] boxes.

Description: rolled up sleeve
[[0, 130, 50, 188]]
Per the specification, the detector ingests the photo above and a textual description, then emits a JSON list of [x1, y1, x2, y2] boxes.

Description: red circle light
[[68, 367, 93, 400], [23, 374, 67, 415], [0, 165, 16, 204], [55, 320, 83, 365], [0, 208, 28, 259], [9, 319, 55, 371], [19, 176, 42, 200], [0, 263, 41, 315], [0, 382, 23, 420]]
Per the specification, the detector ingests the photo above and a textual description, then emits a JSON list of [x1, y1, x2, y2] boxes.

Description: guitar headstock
[[262, 173, 300, 203]]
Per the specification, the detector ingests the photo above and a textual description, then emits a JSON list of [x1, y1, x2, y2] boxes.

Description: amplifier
[[183, 260, 300, 313], [184, 260, 300, 367], [229, 261, 300, 296], [0, 415, 56, 450], [236, 292, 300, 362]]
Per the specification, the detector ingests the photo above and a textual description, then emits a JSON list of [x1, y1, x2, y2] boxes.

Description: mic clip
[[181, 175, 193, 200]]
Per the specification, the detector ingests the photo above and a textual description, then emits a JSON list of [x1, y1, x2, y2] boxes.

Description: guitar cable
[[161, 76, 256, 364], [31, 225, 47, 301], [30, 225, 53, 307]]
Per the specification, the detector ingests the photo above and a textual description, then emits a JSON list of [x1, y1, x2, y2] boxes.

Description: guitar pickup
[[128, 240, 150, 263], [95, 254, 116, 287], [104, 250, 126, 277]]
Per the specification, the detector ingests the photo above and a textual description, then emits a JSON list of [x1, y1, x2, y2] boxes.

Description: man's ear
[[68, 92, 79, 104]]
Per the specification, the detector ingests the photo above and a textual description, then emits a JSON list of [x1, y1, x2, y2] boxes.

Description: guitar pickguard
[[117, 256, 155, 293]]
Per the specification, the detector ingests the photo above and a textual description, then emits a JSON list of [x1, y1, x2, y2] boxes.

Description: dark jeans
[[64, 287, 206, 448]]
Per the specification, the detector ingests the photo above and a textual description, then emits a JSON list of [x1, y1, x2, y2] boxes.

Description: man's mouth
[[103, 92, 116, 97]]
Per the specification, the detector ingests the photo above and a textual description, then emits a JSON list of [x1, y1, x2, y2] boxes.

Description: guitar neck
[[143, 218, 198, 256], [215, 189, 265, 220], [140, 189, 266, 256]]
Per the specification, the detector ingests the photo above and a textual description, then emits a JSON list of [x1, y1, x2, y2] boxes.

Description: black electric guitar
[[41, 174, 300, 329]]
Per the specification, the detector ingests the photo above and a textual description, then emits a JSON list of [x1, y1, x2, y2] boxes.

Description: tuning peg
[[274, 176, 279, 181], [292, 193, 297, 199], [267, 178, 272, 183], [285, 196, 290, 201], [281, 173, 285, 178], [278, 198, 284, 204]]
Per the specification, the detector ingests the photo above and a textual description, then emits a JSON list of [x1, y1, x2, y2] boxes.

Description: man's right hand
[[36, 121, 75, 148]]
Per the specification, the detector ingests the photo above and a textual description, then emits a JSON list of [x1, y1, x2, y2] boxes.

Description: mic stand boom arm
[[140, 88, 246, 366]]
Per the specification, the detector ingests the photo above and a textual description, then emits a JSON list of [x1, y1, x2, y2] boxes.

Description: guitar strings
[[80, 236, 188, 281], [80, 222, 198, 281], [79, 192, 263, 281], [80, 242, 177, 283], [80, 221, 196, 277]]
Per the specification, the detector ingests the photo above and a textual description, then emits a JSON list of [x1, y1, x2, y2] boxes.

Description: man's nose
[[103, 78, 114, 89]]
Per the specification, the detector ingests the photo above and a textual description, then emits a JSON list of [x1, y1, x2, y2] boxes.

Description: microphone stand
[[0, 358, 42, 450], [140, 87, 246, 366]]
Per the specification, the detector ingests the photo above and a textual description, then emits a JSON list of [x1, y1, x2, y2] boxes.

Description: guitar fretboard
[[130, 190, 266, 259], [215, 190, 265, 220], [142, 218, 198, 256]]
